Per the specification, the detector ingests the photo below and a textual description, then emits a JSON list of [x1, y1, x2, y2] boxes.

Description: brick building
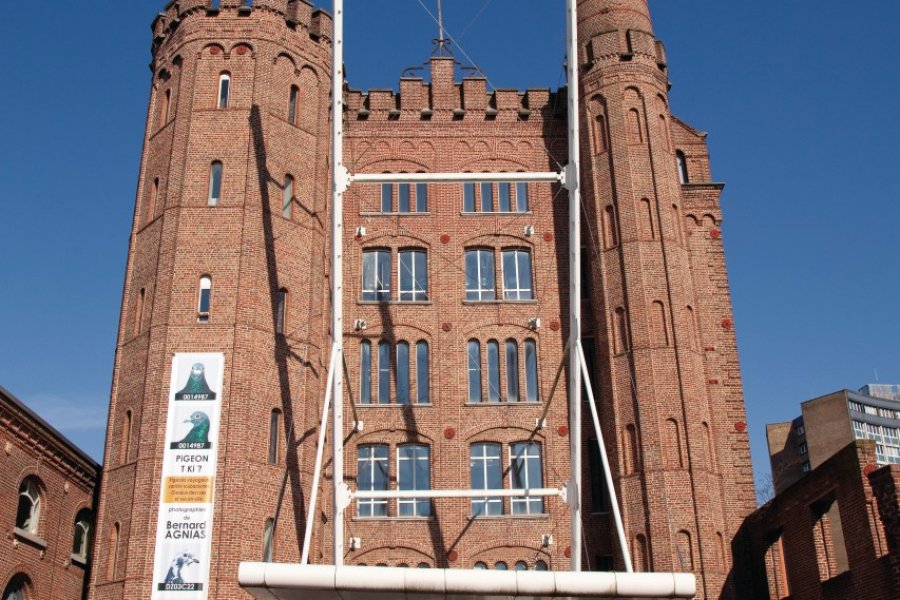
[[89, 1, 756, 599], [1, 385, 100, 599]]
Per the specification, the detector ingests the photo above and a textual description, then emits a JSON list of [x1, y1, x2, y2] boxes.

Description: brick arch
[[459, 156, 531, 172], [356, 157, 432, 173], [468, 543, 550, 565], [460, 232, 534, 248], [228, 42, 255, 55], [0, 568, 34, 598], [201, 42, 226, 57], [462, 425, 544, 444], [353, 545, 435, 566], [273, 51, 297, 69], [458, 321, 535, 340], [358, 231, 431, 248], [357, 323, 433, 342], [354, 428, 436, 446]]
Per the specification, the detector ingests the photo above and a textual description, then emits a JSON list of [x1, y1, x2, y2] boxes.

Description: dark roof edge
[[0, 384, 102, 471]]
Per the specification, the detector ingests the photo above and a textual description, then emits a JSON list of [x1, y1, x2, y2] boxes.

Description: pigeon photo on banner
[[175, 362, 217, 400], [170, 411, 213, 450]]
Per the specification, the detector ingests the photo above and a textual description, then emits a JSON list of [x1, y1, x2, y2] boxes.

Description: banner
[[151, 353, 224, 599]]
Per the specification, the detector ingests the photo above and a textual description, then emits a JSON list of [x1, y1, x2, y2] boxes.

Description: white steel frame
[[299, 0, 636, 575]]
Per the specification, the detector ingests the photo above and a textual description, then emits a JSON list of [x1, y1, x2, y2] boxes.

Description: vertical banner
[[151, 353, 224, 599]]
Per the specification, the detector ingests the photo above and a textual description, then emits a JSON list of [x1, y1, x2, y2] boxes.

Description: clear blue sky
[[1, 2, 898, 499]]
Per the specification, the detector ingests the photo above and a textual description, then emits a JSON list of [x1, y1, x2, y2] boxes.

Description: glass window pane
[[399, 252, 413, 301], [416, 342, 430, 404], [360, 341, 372, 404], [515, 561, 528, 571], [487, 341, 501, 402], [282, 175, 293, 218], [470, 443, 502, 516], [357, 445, 388, 517], [198, 289, 211, 314], [378, 342, 391, 404], [465, 251, 479, 300], [515, 182, 528, 212], [525, 340, 538, 402], [505, 340, 519, 402], [511, 442, 543, 514], [268, 410, 280, 464], [381, 183, 392, 213], [288, 86, 298, 123], [518, 251, 533, 299], [502, 251, 517, 299], [399, 183, 411, 213], [480, 182, 493, 212], [209, 162, 222, 206], [495, 562, 508, 570], [535, 560, 548, 571], [464, 183, 476, 212], [218, 75, 230, 108], [398, 445, 431, 516], [416, 183, 428, 212], [263, 519, 274, 562], [474, 562, 487, 570], [467, 341, 482, 403], [414, 251, 428, 300], [396, 342, 410, 405], [498, 183, 511, 212], [479, 250, 495, 300], [377, 251, 391, 300]]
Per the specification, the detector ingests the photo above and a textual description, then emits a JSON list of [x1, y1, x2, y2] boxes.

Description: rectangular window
[[588, 440, 610, 513], [288, 85, 299, 124], [498, 183, 512, 212], [510, 442, 543, 515], [275, 289, 287, 334], [362, 250, 391, 301], [467, 341, 482, 403], [505, 340, 520, 402], [796, 424, 805, 436], [502, 249, 534, 300], [396, 342, 410, 405], [416, 342, 430, 404], [465, 249, 496, 301], [282, 175, 294, 219], [268, 410, 281, 464], [377, 342, 391, 404], [398, 445, 431, 517], [799, 443, 808, 455], [381, 183, 392, 213], [515, 182, 529, 212], [357, 445, 388, 517], [398, 250, 428, 301], [416, 183, 428, 212], [360, 341, 372, 404], [480, 182, 493, 212], [398, 183, 411, 213], [463, 183, 476, 212], [470, 443, 502, 516]]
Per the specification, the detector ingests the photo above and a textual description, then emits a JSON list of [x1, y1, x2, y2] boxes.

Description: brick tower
[[90, 1, 756, 599], [577, 0, 756, 597], [89, 1, 334, 598]]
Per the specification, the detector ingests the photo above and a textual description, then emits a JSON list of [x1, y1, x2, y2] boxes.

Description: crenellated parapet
[[345, 57, 563, 123]]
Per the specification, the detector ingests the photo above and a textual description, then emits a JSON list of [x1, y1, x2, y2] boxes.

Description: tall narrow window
[[197, 276, 212, 323], [594, 113, 608, 154], [16, 478, 41, 533], [275, 289, 287, 335], [588, 440, 611, 513], [498, 182, 512, 212], [415, 183, 428, 212], [613, 307, 628, 354], [72, 510, 92, 561], [120, 409, 132, 465], [288, 85, 299, 124], [467, 340, 482, 403], [108, 522, 120, 579], [398, 444, 431, 516], [362, 249, 391, 301], [2, 576, 27, 600], [510, 442, 543, 514], [396, 342, 410, 405], [148, 178, 159, 222], [416, 341, 430, 404], [357, 445, 389, 517], [268, 409, 281, 464], [398, 250, 428, 301], [377, 342, 391, 404], [515, 182, 528, 212], [676, 151, 689, 184], [627, 108, 642, 144], [398, 183, 411, 213], [282, 175, 294, 219], [381, 183, 392, 213], [470, 443, 502, 516], [486, 340, 501, 403], [217, 73, 231, 109], [465, 249, 496, 301], [505, 340, 520, 402], [502, 249, 533, 300], [208, 161, 223, 206], [463, 183, 476, 212], [262, 518, 275, 562], [480, 182, 493, 212], [602, 205, 618, 248], [134, 288, 145, 336], [524, 339, 538, 402], [360, 341, 372, 404]]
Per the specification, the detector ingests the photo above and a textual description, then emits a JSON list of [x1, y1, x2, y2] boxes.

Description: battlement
[[152, 0, 332, 53], [345, 57, 565, 123]]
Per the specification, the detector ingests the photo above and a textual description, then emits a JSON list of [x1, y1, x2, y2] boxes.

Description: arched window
[[594, 113, 608, 154], [107, 522, 120, 579], [16, 477, 41, 533], [282, 175, 294, 219], [535, 560, 548, 571], [288, 85, 299, 125], [474, 562, 487, 570], [676, 151, 689, 184], [486, 340, 501, 403], [397, 444, 431, 516], [217, 73, 231, 109], [160, 89, 171, 127], [262, 518, 275, 562], [276, 288, 287, 335], [501, 249, 533, 300], [396, 341, 410, 405], [268, 409, 281, 464], [208, 161, 223, 206], [148, 178, 160, 222], [72, 509, 92, 561], [197, 276, 212, 323], [510, 442, 543, 514], [514, 561, 528, 571], [120, 409, 133, 465], [602, 205, 618, 249], [467, 340, 482, 403], [613, 307, 629, 354], [628, 108, 643, 144], [2, 576, 27, 600], [524, 339, 538, 403], [464, 248, 496, 301], [494, 562, 508, 570], [134, 288, 145, 337], [416, 341, 430, 404], [505, 339, 520, 402], [377, 341, 391, 404], [359, 340, 372, 404], [469, 443, 502, 516]]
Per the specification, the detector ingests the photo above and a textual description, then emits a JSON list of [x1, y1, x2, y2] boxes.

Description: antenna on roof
[[433, 0, 452, 56]]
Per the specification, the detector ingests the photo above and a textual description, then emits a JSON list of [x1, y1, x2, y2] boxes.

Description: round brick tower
[[89, 1, 333, 598], [577, 0, 756, 597]]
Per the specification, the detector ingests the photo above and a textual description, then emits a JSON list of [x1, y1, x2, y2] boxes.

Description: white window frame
[[398, 250, 428, 302], [465, 248, 496, 301], [217, 72, 231, 109], [509, 442, 544, 515], [17, 478, 41, 533], [357, 445, 389, 517], [397, 444, 431, 517], [501, 249, 533, 301], [470, 443, 503, 516]]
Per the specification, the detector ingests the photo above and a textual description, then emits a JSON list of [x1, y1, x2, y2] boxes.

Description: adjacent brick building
[[1, 385, 100, 599], [89, 0, 757, 598]]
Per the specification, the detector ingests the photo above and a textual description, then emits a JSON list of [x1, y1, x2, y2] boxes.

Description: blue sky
[[1, 1, 898, 499]]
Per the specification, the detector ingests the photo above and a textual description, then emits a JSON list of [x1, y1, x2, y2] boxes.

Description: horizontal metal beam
[[349, 172, 565, 184], [352, 487, 564, 500]]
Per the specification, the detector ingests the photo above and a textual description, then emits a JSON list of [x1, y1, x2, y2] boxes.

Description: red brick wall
[[0, 389, 99, 600]]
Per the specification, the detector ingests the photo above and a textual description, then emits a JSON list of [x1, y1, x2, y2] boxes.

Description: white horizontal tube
[[350, 172, 564, 184], [352, 487, 563, 500]]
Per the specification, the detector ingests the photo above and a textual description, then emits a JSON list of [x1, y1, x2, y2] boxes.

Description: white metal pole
[[331, 0, 346, 568], [352, 488, 565, 500], [301, 345, 338, 565], [565, 0, 583, 572], [577, 341, 634, 573], [350, 172, 563, 184]]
